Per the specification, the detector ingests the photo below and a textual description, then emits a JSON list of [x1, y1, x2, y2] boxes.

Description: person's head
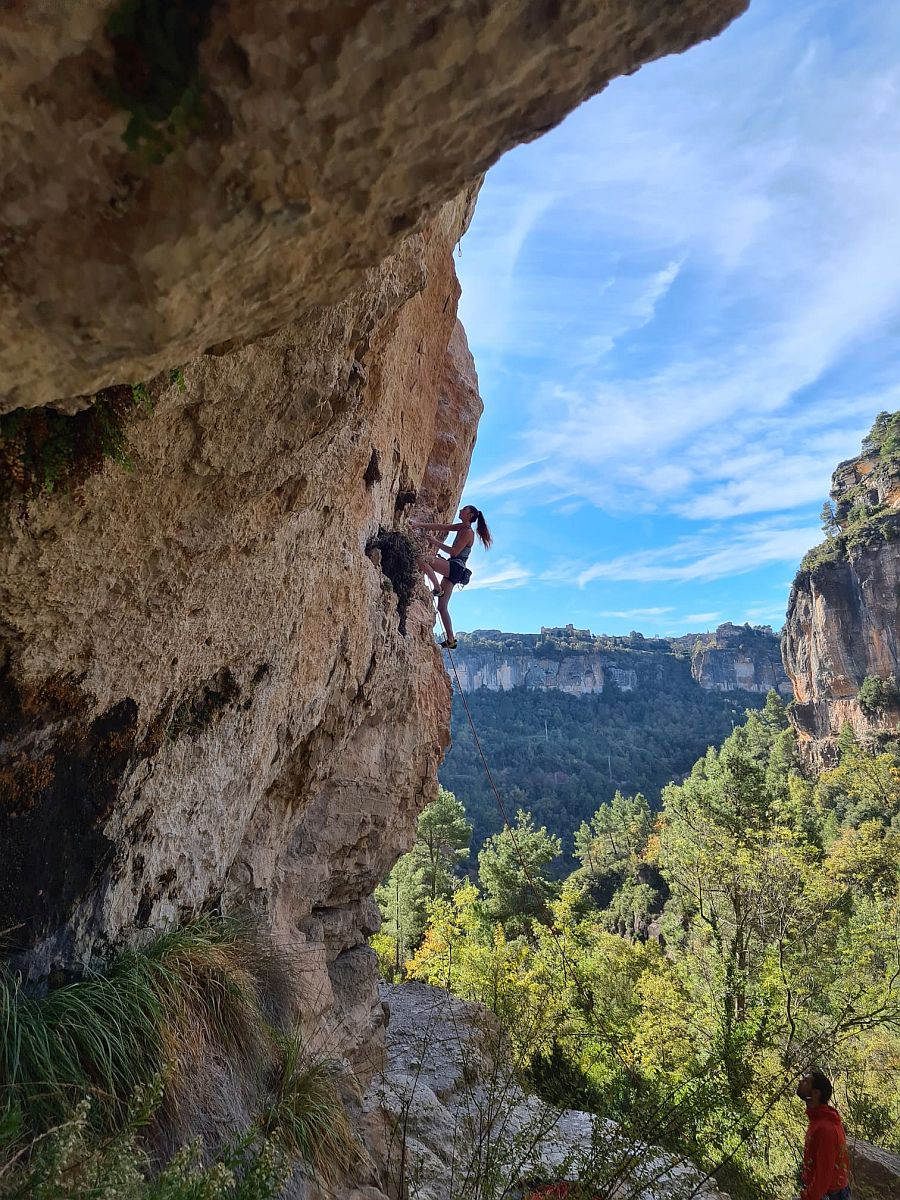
[[796, 1071, 833, 1110], [461, 504, 492, 549]]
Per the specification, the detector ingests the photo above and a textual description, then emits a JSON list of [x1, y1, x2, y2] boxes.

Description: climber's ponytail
[[473, 507, 492, 549]]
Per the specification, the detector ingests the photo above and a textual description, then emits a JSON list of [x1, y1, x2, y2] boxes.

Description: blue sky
[[449, 0, 900, 638]]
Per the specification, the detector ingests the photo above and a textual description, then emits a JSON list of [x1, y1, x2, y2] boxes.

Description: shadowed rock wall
[[1, 0, 747, 410]]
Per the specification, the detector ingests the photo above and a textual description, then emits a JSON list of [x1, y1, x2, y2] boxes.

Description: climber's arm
[[410, 520, 464, 533], [425, 533, 454, 555]]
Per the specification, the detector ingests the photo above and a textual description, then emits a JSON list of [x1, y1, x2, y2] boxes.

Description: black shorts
[[448, 557, 469, 585]]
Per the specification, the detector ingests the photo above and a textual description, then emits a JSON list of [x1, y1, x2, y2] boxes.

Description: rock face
[[0, 2, 752, 1191], [361, 981, 730, 1200], [849, 1139, 900, 1200], [783, 437, 900, 765], [452, 624, 790, 697], [689, 622, 792, 695], [0, 0, 747, 411], [0, 195, 477, 1060]]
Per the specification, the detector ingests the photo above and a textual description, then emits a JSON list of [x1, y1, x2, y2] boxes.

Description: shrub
[[259, 1033, 360, 1184], [0, 1085, 292, 1200], [857, 674, 900, 717], [0, 916, 355, 1195], [794, 536, 845, 588], [0, 914, 283, 1136], [367, 528, 419, 634]]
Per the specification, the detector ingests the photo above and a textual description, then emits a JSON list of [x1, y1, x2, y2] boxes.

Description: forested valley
[[376, 694, 900, 1199], [440, 675, 763, 859]]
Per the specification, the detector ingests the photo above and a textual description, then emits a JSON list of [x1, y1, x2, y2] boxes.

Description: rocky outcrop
[[453, 639, 610, 695], [784, 429, 900, 765], [452, 625, 789, 697], [0, 0, 747, 411], [689, 623, 792, 695], [849, 1139, 900, 1200], [1, 195, 475, 1045], [361, 981, 730, 1200]]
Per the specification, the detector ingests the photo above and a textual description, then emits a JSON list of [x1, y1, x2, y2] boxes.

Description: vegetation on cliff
[[795, 409, 900, 587], [0, 916, 358, 1198], [378, 695, 900, 1199], [0, 371, 184, 505]]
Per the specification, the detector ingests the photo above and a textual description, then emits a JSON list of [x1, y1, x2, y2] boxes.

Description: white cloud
[[684, 612, 721, 624], [464, 559, 531, 591], [459, 0, 900, 530], [595, 606, 674, 621], [577, 519, 819, 586]]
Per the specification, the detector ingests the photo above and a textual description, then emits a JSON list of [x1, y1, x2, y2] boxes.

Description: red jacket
[[800, 1104, 850, 1200]]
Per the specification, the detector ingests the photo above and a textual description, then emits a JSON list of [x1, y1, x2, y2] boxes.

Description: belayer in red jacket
[[796, 1071, 851, 1200]]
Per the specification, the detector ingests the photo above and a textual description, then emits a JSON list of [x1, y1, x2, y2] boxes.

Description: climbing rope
[[443, 643, 586, 997]]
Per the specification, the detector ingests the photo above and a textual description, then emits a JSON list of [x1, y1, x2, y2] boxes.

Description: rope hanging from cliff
[[443, 644, 586, 995]]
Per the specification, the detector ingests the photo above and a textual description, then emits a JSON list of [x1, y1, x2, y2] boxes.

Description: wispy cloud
[[465, 559, 531, 591], [454, 1, 900, 634], [595, 606, 674, 621], [461, 1, 900, 523], [577, 519, 819, 586]]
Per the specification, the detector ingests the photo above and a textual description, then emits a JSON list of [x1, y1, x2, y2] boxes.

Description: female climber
[[411, 504, 492, 650]]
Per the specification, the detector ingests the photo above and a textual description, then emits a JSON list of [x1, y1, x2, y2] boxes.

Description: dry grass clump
[[259, 1033, 361, 1185], [0, 915, 356, 1196]]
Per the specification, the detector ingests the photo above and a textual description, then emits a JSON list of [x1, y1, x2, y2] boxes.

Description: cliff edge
[[783, 412, 900, 765], [452, 623, 790, 696]]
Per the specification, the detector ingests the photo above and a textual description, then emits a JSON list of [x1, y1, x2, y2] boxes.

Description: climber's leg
[[437, 581, 456, 645], [422, 555, 449, 596]]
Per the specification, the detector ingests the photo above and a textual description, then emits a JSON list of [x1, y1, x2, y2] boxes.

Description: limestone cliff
[[1, 196, 479, 1074], [784, 417, 900, 764], [687, 622, 792, 695], [0, 2, 751, 1193], [453, 624, 790, 697]]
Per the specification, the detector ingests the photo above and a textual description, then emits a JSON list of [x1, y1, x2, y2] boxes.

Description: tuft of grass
[[0, 950, 165, 1132], [168, 368, 186, 393], [259, 1033, 360, 1185], [0, 915, 286, 1137], [0, 916, 357, 1195], [142, 914, 277, 1087]]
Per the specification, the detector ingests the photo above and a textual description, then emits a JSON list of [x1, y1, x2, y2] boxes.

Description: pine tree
[[412, 786, 471, 900], [478, 809, 561, 937]]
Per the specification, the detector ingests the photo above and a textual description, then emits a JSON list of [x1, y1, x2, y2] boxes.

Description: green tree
[[478, 809, 562, 937], [820, 500, 839, 536], [375, 854, 428, 976], [412, 786, 471, 900], [574, 791, 652, 880]]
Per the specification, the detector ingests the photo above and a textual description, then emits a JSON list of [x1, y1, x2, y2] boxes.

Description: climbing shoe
[[440, 637, 458, 650]]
